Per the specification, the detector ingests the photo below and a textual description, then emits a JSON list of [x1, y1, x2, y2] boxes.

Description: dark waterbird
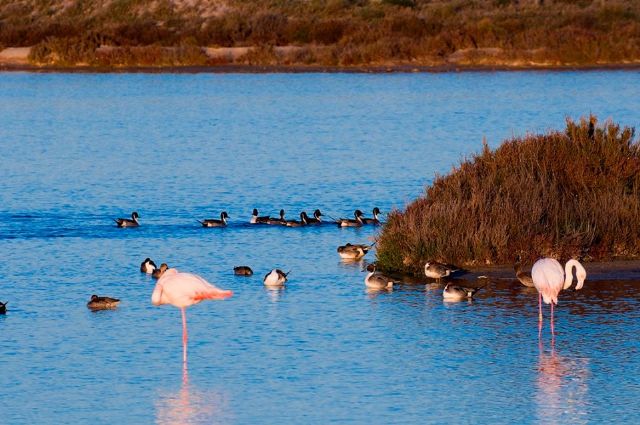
[[362, 207, 382, 225], [250, 208, 270, 224], [234, 266, 253, 276], [114, 211, 139, 227], [514, 256, 534, 287], [0, 301, 7, 314], [337, 243, 374, 260], [198, 211, 229, 227], [336, 209, 364, 227], [140, 258, 157, 274], [442, 283, 484, 301], [153, 263, 170, 279], [87, 295, 120, 310], [267, 209, 287, 225], [424, 261, 458, 282]]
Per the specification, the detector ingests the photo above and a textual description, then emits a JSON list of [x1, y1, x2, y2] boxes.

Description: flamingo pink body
[[531, 258, 586, 335], [151, 269, 233, 364]]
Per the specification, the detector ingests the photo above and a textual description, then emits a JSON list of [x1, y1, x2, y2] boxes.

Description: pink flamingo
[[151, 269, 233, 364], [531, 258, 586, 334]]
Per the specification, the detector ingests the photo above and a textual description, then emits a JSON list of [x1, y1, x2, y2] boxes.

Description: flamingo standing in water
[[531, 258, 586, 334], [151, 269, 233, 364]]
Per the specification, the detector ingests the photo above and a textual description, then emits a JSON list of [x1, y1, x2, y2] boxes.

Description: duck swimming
[[0, 301, 6, 314], [250, 208, 270, 224], [336, 210, 364, 227], [442, 283, 483, 301], [424, 261, 457, 281], [234, 266, 253, 276], [140, 258, 157, 274], [264, 269, 289, 287], [114, 211, 139, 228], [362, 207, 382, 225], [364, 264, 394, 290], [337, 243, 373, 260], [87, 295, 120, 310], [304, 209, 323, 225], [199, 211, 229, 227], [285, 212, 307, 227], [152, 263, 169, 279], [267, 209, 287, 225]]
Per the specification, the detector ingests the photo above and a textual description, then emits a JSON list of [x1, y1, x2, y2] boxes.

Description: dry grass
[[2, 0, 640, 67], [376, 117, 640, 274]]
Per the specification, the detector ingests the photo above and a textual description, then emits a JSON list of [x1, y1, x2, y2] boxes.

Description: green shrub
[[376, 117, 640, 274]]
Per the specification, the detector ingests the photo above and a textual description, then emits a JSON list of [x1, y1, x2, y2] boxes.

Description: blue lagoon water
[[1, 71, 640, 423]]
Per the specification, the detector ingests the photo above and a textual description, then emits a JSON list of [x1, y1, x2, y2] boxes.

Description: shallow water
[[1, 71, 640, 423]]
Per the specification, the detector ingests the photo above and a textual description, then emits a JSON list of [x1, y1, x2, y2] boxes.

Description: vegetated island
[[1, 0, 640, 71], [375, 117, 640, 275]]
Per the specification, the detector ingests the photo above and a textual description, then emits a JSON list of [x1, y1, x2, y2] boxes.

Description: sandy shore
[[3, 46, 640, 73]]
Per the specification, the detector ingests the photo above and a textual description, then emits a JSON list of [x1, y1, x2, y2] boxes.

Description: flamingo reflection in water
[[155, 368, 232, 425], [536, 341, 590, 424]]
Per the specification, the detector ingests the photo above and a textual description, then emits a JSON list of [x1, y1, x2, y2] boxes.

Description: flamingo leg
[[550, 302, 555, 336], [181, 307, 188, 364], [538, 293, 543, 321]]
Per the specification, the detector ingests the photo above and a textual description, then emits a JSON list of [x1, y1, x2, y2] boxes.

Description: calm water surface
[[1, 71, 640, 423]]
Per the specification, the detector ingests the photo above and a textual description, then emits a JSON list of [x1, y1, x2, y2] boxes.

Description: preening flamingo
[[531, 258, 586, 333], [151, 269, 233, 364]]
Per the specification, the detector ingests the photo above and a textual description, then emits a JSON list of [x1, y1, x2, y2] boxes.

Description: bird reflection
[[155, 367, 231, 425], [536, 343, 590, 425], [264, 286, 285, 302]]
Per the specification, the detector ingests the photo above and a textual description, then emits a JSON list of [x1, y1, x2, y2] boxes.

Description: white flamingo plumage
[[531, 258, 586, 333], [152, 269, 233, 364]]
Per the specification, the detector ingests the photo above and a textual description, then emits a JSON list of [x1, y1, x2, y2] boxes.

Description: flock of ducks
[[114, 208, 382, 228]]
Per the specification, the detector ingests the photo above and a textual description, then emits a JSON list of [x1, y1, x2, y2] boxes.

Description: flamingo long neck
[[563, 259, 583, 289]]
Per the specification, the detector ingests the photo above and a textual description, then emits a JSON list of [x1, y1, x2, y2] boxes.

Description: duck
[[304, 209, 323, 225], [337, 243, 374, 260], [234, 266, 253, 276], [514, 255, 534, 287], [114, 211, 139, 228], [198, 211, 229, 227], [140, 258, 157, 274], [0, 301, 6, 314], [442, 283, 483, 301], [152, 263, 169, 279], [285, 212, 308, 227], [424, 261, 457, 281], [263, 269, 289, 288], [362, 207, 382, 225], [364, 264, 394, 290], [250, 208, 270, 224], [87, 295, 120, 310], [336, 210, 364, 227], [267, 209, 287, 225]]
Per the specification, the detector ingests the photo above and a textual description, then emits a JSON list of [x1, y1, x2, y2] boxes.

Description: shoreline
[[390, 259, 640, 284], [3, 62, 640, 74]]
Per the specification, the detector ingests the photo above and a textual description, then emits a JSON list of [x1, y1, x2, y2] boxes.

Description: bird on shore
[[424, 261, 457, 281], [514, 256, 534, 287], [0, 301, 7, 314], [153, 263, 170, 279], [198, 211, 229, 227], [362, 207, 382, 225], [140, 258, 157, 274], [285, 212, 307, 227], [337, 243, 374, 260], [151, 269, 233, 364], [234, 266, 253, 276], [442, 283, 483, 301], [114, 211, 139, 228], [267, 209, 287, 225], [87, 295, 120, 310], [263, 269, 289, 288], [250, 208, 270, 224], [531, 258, 586, 333], [364, 263, 394, 290], [336, 210, 364, 227]]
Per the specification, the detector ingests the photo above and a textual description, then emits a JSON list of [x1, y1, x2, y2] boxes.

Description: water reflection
[[155, 368, 231, 425], [536, 343, 590, 425], [264, 287, 285, 302]]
